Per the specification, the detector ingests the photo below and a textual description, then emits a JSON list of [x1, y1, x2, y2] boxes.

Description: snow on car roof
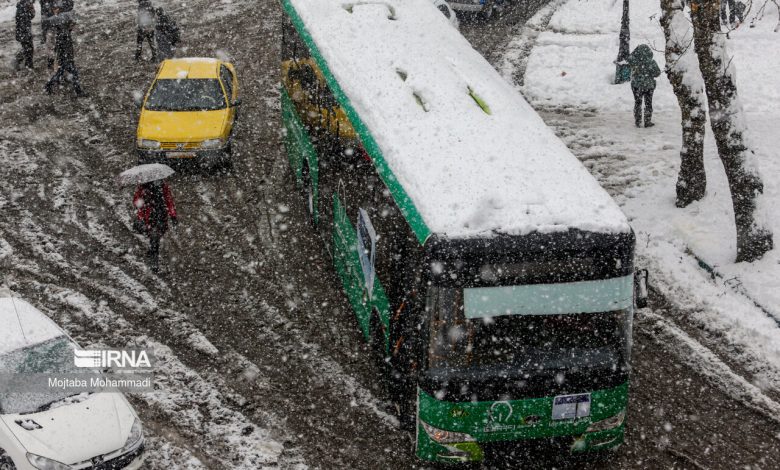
[[0, 292, 64, 356], [285, 0, 630, 240], [158, 58, 221, 80]]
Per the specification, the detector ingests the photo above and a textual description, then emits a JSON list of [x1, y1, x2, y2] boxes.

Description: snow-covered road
[[500, 1, 780, 467], [1, 0, 779, 468]]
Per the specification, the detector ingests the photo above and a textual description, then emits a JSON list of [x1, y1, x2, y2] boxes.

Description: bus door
[[332, 182, 373, 338]]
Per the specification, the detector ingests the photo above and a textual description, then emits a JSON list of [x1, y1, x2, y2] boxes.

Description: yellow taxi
[[136, 58, 240, 163]]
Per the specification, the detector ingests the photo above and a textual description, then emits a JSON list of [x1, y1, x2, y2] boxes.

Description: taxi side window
[[220, 65, 234, 101]]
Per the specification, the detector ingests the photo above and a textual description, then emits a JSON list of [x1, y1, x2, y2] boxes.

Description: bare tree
[[749, 0, 780, 31], [689, 0, 773, 262], [660, 0, 708, 208]]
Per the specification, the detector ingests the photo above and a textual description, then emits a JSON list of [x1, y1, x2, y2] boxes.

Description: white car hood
[[0, 393, 135, 465]]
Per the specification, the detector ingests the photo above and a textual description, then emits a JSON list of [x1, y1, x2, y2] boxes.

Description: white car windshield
[[0, 336, 93, 415]]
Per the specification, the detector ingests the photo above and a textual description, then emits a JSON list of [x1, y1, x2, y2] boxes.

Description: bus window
[[425, 285, 630, 373], [426, 287, 472, 369], [282, 16, 309, 62], [298, 64, 317, 102]]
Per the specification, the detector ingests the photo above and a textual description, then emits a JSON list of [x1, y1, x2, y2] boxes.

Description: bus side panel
[[280, 86, 311, 187], [332, 194, 392, 347]]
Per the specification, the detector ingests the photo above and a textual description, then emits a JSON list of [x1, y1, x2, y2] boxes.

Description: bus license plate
[[168, 152, 195, 159], [552, 393, 591, 420]]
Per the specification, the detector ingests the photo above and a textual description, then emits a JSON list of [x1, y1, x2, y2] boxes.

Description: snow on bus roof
[[285, 0, 630, 239], [0, 291, 64, 356]]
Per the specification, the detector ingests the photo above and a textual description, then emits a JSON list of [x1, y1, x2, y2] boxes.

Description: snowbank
[[517, 0, 780, 385]]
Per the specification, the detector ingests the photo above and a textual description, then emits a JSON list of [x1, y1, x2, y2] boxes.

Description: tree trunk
[[615, 0, 631, 83], [660, 0, 708, 208], [690, 0, 773, 262]]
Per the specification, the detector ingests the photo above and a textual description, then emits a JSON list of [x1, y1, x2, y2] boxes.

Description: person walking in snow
[[40, 0, 55, 37], [133, 180, 177, 272], [136, 0, 157, 62], [15, 0, 35, 71], [40, 0, 56, 69], [45, 8, 86, 97], [154, 7, 180, 60], [628, 44, 661, 128]]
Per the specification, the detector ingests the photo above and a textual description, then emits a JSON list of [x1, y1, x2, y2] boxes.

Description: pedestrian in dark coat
[[40, 0, 56, 68], [155, 7, 180, 60], [133, 180, 178, 272], [45, 11, 86, 97], [15, 0, 35, 70], [136, 0, 157, 61], [628, 44, 661, 128], [40, 0, 54, 38]]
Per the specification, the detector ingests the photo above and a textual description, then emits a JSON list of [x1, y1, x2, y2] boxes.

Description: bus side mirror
[[634, 269, 649, 309]]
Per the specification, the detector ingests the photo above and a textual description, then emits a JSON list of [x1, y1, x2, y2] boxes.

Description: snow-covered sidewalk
[[504, 0, 780, 392]]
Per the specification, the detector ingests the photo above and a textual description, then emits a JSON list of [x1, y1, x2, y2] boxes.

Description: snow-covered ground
[[505, 0, 780, 395], [3, 0, 779, 466]]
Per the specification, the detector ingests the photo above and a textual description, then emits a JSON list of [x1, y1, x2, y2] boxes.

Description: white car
[[0, 289, 145, 470], [432, 0, 460, 29]]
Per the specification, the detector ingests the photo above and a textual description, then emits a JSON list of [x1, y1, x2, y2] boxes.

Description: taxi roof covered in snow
[[284, 0, 630, 241], [157, 58, 222, 80]]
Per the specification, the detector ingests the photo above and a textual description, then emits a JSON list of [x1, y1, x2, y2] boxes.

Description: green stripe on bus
[[417, 382, 628, 461], [282, 0, 432, 245]]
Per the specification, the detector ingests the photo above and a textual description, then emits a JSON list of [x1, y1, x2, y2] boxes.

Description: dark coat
[[15, 0, 35, 42], [138, 0, 155, 31], [155, 9, 180, 59], [53, 16, 75, 65], [40, 0, 55, 17], [628, 44, 661, 91]]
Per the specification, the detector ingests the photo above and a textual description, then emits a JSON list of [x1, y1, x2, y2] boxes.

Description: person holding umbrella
[[44, 5, 86, 97], [119, 164, 178, 272]]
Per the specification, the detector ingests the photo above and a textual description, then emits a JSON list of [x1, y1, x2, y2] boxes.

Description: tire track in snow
[[640, 309, 780, 425], [26, 283, 291, 469]]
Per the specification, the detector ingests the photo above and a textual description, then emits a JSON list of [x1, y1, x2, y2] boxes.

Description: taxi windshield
[[145, 78, 226, 111]]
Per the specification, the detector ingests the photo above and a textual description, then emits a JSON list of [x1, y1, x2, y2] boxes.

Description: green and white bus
[[280, 0, 646, 463]]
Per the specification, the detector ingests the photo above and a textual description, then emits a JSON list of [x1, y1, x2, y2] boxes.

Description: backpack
[[159, 12, 180, 46]]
